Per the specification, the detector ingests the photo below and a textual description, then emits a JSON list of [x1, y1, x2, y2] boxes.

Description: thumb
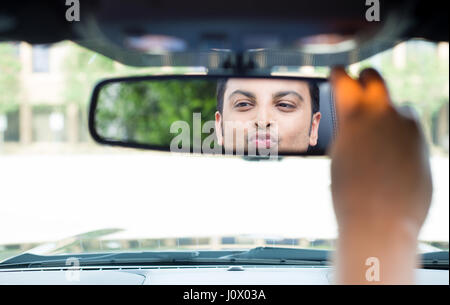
[[358, 68, 392, 113], [330, 66, 364, 122]]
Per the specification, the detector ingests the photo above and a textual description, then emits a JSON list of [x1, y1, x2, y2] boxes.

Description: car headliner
[[0, 0, 448, 72]]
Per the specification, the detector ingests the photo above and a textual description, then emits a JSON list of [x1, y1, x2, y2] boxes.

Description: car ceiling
[[0, 0, 448, 74]]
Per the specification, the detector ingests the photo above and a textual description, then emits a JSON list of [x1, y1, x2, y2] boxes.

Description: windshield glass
[[0, 39, 448, 261]]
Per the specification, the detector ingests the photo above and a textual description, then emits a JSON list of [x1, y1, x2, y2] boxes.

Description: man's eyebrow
[[272, 91, 304, 102], [227, 90, 256, 101]]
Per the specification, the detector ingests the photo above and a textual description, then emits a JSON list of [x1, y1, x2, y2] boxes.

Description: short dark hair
[[216, 79, 320, 115]]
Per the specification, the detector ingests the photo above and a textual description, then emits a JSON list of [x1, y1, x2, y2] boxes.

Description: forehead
[[224, 78, 310, 100]]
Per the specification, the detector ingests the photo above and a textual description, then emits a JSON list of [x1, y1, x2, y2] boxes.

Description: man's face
[[215, 78, 321, 153]]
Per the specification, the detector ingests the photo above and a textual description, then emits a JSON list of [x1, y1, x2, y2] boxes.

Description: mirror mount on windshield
[[220, 53, 258, 75]]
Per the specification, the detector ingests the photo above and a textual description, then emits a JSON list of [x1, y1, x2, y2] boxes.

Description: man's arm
[[329, 67, 433, 284]]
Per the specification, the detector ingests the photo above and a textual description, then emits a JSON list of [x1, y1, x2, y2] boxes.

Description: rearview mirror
[[89, 75, 336, 157]]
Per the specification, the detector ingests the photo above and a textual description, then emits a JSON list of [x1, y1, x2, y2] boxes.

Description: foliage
[[95, 79, 217, 146], [381, 41, 449, 116], [63, 43, 116, 106], [355, 41, 449, 145], [0, 43, 21, 113]]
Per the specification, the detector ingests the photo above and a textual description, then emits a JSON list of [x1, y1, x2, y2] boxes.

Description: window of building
[[1, 110, 20, 142], [32, 106, 67, 142], [32, 44, 50, 73], [221, 237, 236, 245]]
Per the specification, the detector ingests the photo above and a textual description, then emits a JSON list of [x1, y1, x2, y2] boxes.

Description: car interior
[[0, 0, 448, 287]]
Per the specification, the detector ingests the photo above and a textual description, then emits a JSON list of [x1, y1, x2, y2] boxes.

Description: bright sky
[[0, 153, 448, 245]]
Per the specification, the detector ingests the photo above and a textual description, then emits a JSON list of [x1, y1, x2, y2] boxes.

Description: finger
[[330, 66, 364, 121], [358, 68, 392, 112]]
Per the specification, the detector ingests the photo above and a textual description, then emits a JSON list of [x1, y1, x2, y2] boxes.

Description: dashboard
[[0, 266, 448, 285]]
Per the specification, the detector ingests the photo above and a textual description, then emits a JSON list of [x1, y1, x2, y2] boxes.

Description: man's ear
[[215, 111, 223, 146], [309, 112, 321, 146]]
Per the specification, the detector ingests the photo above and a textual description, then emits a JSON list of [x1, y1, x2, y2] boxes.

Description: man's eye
[[234, 101, 253, 109], [277, 102, 296, 110]]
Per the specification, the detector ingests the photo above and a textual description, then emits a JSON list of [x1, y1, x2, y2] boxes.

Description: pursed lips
[[248, 132, 278, 148]]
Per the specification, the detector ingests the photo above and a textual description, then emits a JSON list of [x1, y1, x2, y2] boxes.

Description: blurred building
[[0, 41, 448, 258], [0, 41, 448, 154], [1, 42, 93, 154]]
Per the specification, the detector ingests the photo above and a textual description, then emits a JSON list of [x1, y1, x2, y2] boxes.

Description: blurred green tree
[[382, 42, 449, 141], [63, 42, 116, 107], [95, 79, 217, 147], [0, 43, 21, 114], [356, 41, 449, 144]]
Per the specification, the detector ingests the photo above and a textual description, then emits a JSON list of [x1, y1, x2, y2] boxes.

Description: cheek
[[277, 113, 311, 141], [222, 114, 252, 139]]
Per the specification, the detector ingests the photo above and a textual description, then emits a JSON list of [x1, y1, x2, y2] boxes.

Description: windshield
[[0, 39, 448, 262]]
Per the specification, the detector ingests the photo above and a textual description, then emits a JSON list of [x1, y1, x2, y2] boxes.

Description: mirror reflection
[[92, 77, 333, 156]]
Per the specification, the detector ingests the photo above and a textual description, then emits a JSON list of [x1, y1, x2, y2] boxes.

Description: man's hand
[[329, 67, 433, 284]]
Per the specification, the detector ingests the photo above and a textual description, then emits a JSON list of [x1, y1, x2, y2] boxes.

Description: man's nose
[[254, 107, 273, 129]]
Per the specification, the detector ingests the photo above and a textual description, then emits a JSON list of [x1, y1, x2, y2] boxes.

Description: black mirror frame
[[88, 74, 331, 157]]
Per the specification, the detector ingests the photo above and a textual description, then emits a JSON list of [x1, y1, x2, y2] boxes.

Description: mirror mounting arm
[[220, 52, 259, 75]]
